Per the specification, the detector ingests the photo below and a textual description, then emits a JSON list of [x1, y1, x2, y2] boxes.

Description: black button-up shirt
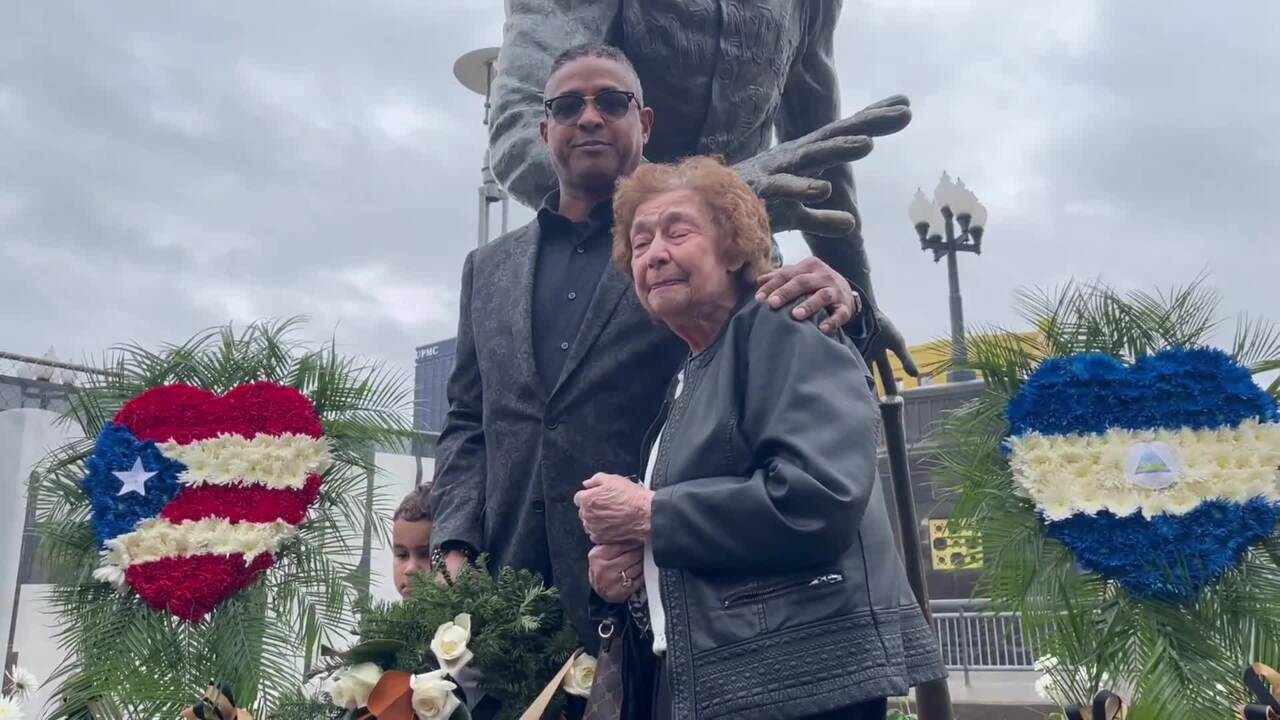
[[531, 194, 614, 392]]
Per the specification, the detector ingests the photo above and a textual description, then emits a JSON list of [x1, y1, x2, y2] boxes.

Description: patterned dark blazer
[[430, 217, 686, 650]]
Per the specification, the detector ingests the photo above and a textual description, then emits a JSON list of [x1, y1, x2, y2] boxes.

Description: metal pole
[[942, 211, 974, 382], [874, 355, 954, 720], [478, 185, 489, 248]]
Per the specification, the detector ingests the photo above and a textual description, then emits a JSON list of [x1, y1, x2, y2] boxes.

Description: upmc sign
[[417, 339, 454, 362], [414, 338, 458, 434]]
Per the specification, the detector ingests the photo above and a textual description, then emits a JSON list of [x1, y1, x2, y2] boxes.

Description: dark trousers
[[651, 657, 888, 720]]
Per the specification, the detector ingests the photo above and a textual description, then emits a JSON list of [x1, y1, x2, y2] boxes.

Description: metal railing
[[929, 599, 1039, 686], [0, 350, 113, 415]]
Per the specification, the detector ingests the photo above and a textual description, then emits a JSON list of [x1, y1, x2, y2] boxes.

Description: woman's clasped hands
[[574, 472, 654, 602]]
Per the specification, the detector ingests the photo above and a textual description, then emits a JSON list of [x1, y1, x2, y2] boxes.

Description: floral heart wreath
[[83, 381, 331, 622], [1005, 347, 1280, 603]]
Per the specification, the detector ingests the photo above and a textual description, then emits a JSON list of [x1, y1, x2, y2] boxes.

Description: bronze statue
[[489, 0, 918, 374]]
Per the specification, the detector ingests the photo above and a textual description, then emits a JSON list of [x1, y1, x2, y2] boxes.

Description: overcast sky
[[2, 1, 1277, 385]]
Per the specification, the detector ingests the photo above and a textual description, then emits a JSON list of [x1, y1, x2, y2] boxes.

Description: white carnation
[[5, 666, 39, 700], [0, 696, 23, 720]]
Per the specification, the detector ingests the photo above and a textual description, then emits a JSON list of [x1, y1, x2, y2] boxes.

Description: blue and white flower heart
[[1005, 348, 1280, 603]]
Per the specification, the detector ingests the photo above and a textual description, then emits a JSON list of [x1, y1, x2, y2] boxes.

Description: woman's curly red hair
[[612, 156, 773, 284]]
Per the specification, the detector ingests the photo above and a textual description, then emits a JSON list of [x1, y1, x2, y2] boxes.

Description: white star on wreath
[[113, 457, 157, 497]]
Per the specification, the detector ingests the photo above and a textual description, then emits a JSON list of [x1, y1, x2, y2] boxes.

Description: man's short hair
[[394, 483, 433, 523], [547, 43, 644, 105]]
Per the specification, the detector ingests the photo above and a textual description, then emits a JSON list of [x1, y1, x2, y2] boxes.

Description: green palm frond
[[932, 280, 1280, 719], [31, 318, 410, 718]]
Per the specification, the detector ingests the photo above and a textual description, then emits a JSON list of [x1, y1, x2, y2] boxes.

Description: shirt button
[[559, 341, 570, 351], [545, 418, 559, 430], [576, 246, 585, 254], [568, 292, 577, 300]]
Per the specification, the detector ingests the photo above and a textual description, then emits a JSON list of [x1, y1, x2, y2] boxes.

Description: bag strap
[[520, 650, 582, 720]]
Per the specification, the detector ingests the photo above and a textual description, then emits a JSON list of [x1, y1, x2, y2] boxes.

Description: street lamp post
[[909, 172, 988, 382], [453, 46, 508, 248]]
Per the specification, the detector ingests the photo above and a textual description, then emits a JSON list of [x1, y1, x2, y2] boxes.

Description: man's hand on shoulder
[[755, 256, 862, 334]]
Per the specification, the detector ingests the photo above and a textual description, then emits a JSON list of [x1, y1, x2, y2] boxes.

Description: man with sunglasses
[[430, 45, 867, 671]]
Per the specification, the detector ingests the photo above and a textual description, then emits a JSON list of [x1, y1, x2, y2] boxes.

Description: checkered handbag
[[583, 620, 624, 720]]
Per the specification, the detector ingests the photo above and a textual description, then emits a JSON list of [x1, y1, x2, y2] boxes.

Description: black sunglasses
[[543, 90, 638, 126]]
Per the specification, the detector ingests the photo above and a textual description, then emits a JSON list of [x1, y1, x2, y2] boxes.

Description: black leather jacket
[[643, 298, 945, 719]]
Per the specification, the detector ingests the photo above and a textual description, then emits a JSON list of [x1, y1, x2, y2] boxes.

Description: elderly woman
[[573, 157, 945, 720]]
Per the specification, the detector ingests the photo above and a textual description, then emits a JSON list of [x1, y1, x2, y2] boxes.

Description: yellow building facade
[[873, 332, 1039, 395]]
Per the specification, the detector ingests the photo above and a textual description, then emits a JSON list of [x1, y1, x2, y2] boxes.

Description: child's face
[[392, 518, 433, 598]]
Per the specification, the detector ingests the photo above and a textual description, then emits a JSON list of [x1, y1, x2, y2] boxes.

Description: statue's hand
[[732, 95, 912, 236], [866, 306, 921, 381]]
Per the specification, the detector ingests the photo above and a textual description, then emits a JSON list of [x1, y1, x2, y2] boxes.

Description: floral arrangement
[[30, 319, 410, 718], [937, 280, 1280, 719], [84, 381, 332, 621], [0, 667, 39, 720], [314, 560, 581, 720], [1005, 347, 1280, 603]]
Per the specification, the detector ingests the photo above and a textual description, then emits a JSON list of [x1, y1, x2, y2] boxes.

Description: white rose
[[562, 653, 597, 698], [410, 669, 460, 720], [430, 613, 474, 675], [330, 662, 383, 709]]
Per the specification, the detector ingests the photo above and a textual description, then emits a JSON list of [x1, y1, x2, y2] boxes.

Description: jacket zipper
[[721, 573, 845, 608]]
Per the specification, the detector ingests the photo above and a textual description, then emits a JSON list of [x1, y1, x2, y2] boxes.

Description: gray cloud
[[2, 1, 1276, 382]]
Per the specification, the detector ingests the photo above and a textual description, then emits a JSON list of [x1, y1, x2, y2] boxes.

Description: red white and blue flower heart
[[1005, 348, 1280, 603], [83, 382, 330, 621]]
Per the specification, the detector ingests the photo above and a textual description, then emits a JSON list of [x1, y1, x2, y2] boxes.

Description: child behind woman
[[391, 483, 434, 598]]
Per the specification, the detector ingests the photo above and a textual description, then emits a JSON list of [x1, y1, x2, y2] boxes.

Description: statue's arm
[[775, 0, 845, 139], [489, 0, 622, 208], [771, 1, 919, 374], [773, 1, 866, 273]]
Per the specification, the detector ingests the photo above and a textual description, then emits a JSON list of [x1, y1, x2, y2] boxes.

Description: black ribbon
[[184, 683, 238, 720], [1064, 690, 1123, 720]]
